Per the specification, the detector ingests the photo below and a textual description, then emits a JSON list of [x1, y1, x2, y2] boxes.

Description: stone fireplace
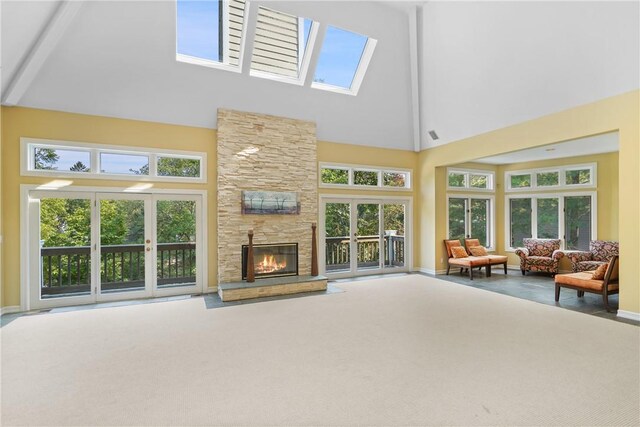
[[242, 243, 298, 280], [216, 109, 319, 285]]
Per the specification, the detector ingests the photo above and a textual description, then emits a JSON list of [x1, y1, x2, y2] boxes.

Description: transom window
[[320, 163, 411, 190], [506, 193, 596, 250], [22, 138, 206, 183], [447, 168, 495, 191], [505, 164, 596, 191]]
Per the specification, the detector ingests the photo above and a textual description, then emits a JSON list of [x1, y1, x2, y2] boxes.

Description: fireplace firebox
[[242, 243, 298, 280]]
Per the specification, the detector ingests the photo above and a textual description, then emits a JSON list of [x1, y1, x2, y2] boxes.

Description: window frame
[[446, 168, 495, 192], [504, 191, 597, 251], [319, 162, 411, 191], [505, 163, 596, 192], [445, 193, 496, 251], [21, 138, 207, 183], [249, 10, 320, 86], [311, 31, 378, 96], [175, 0, 250, 74]]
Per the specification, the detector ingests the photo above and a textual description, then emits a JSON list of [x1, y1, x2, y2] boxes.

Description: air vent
[[428, 130, 439, 140]]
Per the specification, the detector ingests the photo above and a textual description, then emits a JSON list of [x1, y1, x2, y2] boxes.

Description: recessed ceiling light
[[545, 148, 556, 152]]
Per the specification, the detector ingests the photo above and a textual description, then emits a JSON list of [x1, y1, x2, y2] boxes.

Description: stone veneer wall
[[217, 109, 318, 283]]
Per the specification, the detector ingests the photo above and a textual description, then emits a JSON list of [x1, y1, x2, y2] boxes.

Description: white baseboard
[[0, 306, 21, 316], [617, 310, 640, 322]]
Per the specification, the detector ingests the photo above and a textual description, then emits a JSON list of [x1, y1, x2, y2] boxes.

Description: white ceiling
[[1, 1, 415, 150], [474, 132, 619, 165], [420, 1, 640, 149], [1, 1, 639, 152]]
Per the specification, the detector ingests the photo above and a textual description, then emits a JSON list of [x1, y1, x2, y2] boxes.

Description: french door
[[28, 190, 203, 309], [320, 197, 411, 278]]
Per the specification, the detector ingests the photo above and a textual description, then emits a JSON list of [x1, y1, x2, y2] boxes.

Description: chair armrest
[[552, 250, 565, 261], [514, 248, 529, 259], [563, 250, 592, 264]]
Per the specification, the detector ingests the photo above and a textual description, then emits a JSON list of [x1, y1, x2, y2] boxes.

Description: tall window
[[447, 196, 493, 248], [507, 194, 595, 250]]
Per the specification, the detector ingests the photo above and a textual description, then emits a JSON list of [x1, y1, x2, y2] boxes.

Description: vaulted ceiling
[[2, 1, 639, 152]]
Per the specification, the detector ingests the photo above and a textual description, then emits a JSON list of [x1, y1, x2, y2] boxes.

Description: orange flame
[[255, 254, 287, 274]]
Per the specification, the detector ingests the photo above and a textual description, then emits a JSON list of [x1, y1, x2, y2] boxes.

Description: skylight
[[312, 26, 377, 95], [250, 7, 317, 84], [176, 0, 247, 70]]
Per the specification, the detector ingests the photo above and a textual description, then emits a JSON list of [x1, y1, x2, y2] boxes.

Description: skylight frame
[[175, 0, 251, 74], [311, 29, 378, 96], [249, 8, 320, 86]]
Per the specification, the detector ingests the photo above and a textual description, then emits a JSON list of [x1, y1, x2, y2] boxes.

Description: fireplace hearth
[[242, 243, 298, 280]]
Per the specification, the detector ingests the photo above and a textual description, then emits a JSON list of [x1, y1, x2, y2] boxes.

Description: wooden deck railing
[[40, 242, 196, 296], [325, 235, 404, 271]]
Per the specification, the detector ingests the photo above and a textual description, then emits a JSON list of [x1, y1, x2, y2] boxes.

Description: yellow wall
[[443, 153, 619, 271], [1, 107, 217, 308], [3, 90, 638, 315], [0, 107, 420, 308], [419, 90, 639, 314]]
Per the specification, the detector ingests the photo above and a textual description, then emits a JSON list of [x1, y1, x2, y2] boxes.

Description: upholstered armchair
[[563, 240, 619, 273], [515, 238, 564, 276]]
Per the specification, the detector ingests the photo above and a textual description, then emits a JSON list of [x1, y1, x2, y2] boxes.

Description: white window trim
[[249, 19, 320, 87], [445, 194, 496, 251], [319, 162, 412, 191], [21, 138, 207, 184], [311, 36, 377, 96], [446, 167, 495, 192], [504, 191, 597, 252], [175, 0, 250, 74], [505, 163, 597, 192]]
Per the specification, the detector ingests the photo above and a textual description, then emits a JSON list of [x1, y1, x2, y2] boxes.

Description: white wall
[[420, 1, 640, 148]]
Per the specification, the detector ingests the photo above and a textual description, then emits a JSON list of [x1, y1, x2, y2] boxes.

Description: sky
[[176, 0, 367, 89], [37, 149, 149, 174]]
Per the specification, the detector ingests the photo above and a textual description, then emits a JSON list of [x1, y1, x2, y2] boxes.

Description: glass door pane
[[356, 203, 380, 271], [470, 199, 489, 246], [99, 198, 147, 294], [448, 198, 467, 242], [537, 198, 559, 239], [510, 198, 532, 248], [39, 197, 92, 299], [156, 199, 197, 288], [565, 196, 592, 250], [324, 202, 351, 273], [383, 204, 405, 269]]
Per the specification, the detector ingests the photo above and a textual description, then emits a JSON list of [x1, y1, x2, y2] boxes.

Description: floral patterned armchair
[[515, 238, 564, 276], [563, 240, 619, 273]]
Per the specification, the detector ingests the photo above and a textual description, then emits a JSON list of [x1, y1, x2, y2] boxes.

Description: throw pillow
[[591, 263, 608, 280], [469, 246, 488, 256], [451, 246, 468, 258]]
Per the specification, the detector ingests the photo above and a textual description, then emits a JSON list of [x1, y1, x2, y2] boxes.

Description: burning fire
[[255, 254, 287, 274]]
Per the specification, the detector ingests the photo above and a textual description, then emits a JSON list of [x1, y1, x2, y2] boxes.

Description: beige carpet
[[1, 274, 639, 426]]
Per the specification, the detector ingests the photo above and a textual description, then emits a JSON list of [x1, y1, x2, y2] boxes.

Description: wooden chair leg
[[555, 284, 561, 301], [446, 265, 450, 275], [468, 267, 473, 280], [521, 269, 526, 276], [503, 263, 507, 274], [603, 293, 612, 313]]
